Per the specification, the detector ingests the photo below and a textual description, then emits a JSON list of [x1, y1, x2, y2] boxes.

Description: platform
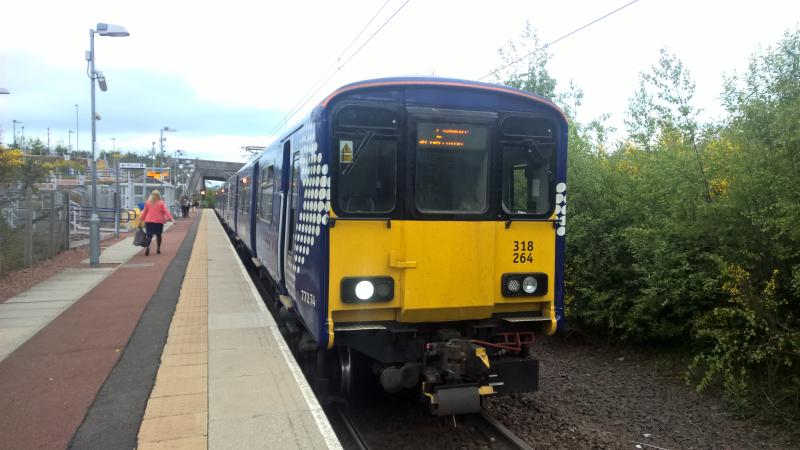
[[0, 210, 340, 450]]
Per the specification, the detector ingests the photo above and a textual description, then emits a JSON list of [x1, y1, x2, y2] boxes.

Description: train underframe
[[328, 320, 541, 415]]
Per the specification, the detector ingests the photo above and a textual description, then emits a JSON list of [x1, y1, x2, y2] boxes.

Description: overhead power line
[[266, 0, 412, 139], [479, 0, 644, 81], [267, 0, 393, 138]]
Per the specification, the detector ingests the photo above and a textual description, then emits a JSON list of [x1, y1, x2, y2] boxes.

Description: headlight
[[501, 273, 548, 297], [522, 276, 537, 294], [355, 280, 374, 300], [341, 277, 394, 303], [507, 278, 521, 294]]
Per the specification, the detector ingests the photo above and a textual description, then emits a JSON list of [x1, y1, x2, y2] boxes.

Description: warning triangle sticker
[[340, 140, 353, 163]]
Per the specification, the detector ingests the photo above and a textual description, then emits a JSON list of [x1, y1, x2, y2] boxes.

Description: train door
[[233, 176, 240, 231], [282, 149, 300, 291], [249, 162, 259, 256]]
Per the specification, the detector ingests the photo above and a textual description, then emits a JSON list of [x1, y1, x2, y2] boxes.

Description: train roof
[[320, 76, 566, 120], [232, 76, 569, 174]]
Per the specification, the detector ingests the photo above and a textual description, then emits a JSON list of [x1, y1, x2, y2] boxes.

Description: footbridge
[[185, 158, 244, 196]]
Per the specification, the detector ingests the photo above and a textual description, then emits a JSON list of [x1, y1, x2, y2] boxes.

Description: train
[[214, 76, 567, 415]]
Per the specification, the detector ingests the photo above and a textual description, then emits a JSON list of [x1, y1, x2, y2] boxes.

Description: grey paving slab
[[79, 223, 171, 264], [208, 347, 284, 379], [0, 306, 64, 319], [208, 312, 274, 331], [0, 316, 50, 328], [209, 412, 329, 450], [0, 301, 72, 311], [208, 327, 278, 351], [206, 214, 339, 450], [0, 326, 36, 360], [0, 327, 32, 343], [209, 371, 309, 419], [81, 237, 138, 264], [5, 293, 76, 303]]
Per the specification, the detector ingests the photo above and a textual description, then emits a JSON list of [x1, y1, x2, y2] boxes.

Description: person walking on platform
[[180, 195, 190, 219], [140, 190, 174, 256]]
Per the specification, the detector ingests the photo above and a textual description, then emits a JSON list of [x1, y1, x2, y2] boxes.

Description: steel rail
[[466, 411, 534, 450], [335, 406, 370, 450]]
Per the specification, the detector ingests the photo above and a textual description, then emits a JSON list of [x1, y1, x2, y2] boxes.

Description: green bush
[[508, 26, 800, 422]]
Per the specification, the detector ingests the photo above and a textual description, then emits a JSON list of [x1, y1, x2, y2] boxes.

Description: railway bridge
[[184, 158, 244, 197]]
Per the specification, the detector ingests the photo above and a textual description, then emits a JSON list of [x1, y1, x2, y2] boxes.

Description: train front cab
[[313, 80, 567, 415]]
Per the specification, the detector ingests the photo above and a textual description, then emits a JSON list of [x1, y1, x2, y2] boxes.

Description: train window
[[500, 117, 556, 216], [239, 176, 251, 213], [258, 165, 275, 223], [334, 106, 399, 214], [415, 122, 490, 214], [336, 107, 398, 130], [288, 153, 300, 251], [501, 116, 554, 139]]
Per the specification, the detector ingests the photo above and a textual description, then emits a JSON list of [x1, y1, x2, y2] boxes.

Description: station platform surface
[[0, 210, 339, 450]]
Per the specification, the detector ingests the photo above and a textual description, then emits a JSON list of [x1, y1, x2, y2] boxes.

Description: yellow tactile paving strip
[[138, 213, 209, 450]]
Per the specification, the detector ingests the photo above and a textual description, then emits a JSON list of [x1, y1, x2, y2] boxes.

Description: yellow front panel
[[328, 219, 556, 325], [399, 221, 496, 321]]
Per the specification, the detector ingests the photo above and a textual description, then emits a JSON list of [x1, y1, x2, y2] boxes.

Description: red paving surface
[[0, 216, 195, 450]]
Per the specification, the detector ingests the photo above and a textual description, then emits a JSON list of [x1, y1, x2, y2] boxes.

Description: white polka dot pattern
[[555, 182, 566, 237], [291, 126, 331, 274]]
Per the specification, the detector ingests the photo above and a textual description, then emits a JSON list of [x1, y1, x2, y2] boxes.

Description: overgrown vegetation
[[498, 26, 800, 424]]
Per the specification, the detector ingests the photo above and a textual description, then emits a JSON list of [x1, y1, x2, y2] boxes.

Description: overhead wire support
[[270, 0, 393, 138], [479, 0, 644, 81], [266, 0, 412, 139]]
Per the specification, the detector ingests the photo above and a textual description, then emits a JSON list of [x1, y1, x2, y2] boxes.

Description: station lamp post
[[159, 126, 176, 195], [87, 22, 129, 266], [12, 120, 21, 148], [75, 104, 79, 152], [111, 137, 120, 237]]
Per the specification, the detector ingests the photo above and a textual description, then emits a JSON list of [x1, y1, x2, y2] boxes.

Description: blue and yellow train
[[215, 76, 567, 415]]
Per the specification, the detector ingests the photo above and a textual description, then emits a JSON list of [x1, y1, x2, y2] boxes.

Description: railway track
[[462, 412, 535, 450], [333, 405, 370, 450], [331, 405, 533, 450]]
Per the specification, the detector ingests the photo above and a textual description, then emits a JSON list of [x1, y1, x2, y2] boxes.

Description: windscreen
[[500, 116, 556, 215], [415, 122, 490, 213]]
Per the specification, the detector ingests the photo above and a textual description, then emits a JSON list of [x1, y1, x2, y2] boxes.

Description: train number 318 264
[[512, 240, 534, 263]]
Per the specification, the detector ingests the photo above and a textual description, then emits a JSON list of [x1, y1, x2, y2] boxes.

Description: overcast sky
[[1, 0, 798, 162]]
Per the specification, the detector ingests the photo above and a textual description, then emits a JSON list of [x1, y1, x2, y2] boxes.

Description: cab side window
[[258, 165, 275, 223]]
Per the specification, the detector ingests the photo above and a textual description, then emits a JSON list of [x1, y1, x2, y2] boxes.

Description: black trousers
[[144, 222, 164, 248]]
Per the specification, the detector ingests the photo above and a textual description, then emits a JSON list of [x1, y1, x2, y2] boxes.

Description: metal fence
[[70, 204, 133, 231], [0, 189, 71, 277]]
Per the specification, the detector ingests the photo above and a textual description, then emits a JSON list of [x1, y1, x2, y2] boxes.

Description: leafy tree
[[203, 187, 216, 209], [494, 21, 557, 99], [24, 138, 48, 156], [16, 158, 49, 190], [626, 49, 700, 148], [498, 21, 800, 423], [689, 28, 800, 420], [0, 149, 24, 182], [53, 143, 68, 156]]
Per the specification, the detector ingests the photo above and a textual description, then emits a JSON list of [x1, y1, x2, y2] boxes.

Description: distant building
[[111, 174, 177, 211]]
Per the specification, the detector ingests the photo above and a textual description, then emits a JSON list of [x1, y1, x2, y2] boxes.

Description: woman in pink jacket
[[140, 190, 174, 256]]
